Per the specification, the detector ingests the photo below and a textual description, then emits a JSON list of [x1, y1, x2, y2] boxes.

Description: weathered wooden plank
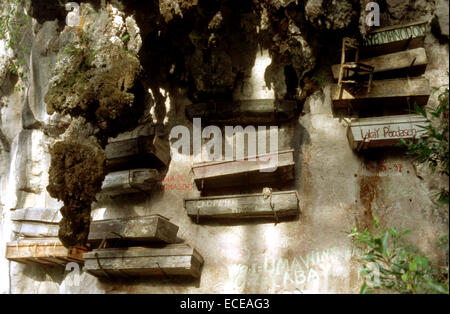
[[107, 124, 155, 144], [83, 244, 203, 278], [331, 77, 430, 108], [186, 99, 298, 124], [12, 221, 59, 238], [11, 207, 61, 238], [99, 169, 159, 196], [11, 207, 61, 222], [105, 135, 170, 172], [192, 149, 295, 191], [361, 21, 428, 56], [331, 48, 428, 79], [347, 114, 428, 150], [88, 215, 179, 247], [184, 190, 299, 219], [6, 239, 87, 266]]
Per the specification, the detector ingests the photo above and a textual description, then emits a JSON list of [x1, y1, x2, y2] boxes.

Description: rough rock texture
[[47, 139, 105, 248], [433, 0, 449, 39], [44, 31, 143, 140], [305, 0, 360, 30], [40, 2, 146, 247]]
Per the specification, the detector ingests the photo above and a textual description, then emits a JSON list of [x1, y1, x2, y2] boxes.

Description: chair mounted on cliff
[[337, 37, 375, 112]]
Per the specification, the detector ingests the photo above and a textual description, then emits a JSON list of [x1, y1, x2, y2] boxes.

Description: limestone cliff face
[[0, 0, 448, 293]]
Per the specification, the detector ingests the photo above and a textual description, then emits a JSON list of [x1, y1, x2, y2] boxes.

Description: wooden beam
[[105, 135, 170, 172], [6, 239, 87, 266], [331, 77, 430, 108], [88, 215, 179, 247], [361, 20, 428, 56], [192, 149, 295, 192], [186, 99, 298, 124], [184, 190, 299, 220], [331, 48, 428, 79], [347, 114, 429, 150], [99, 169, 159, 196], [83, 244, 204, 278]]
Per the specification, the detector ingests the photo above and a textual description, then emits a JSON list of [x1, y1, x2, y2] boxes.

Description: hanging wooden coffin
[[11, 207, 61, 238], [347, 114, 429, 150], [361, 20, 428, 56], [83, 244, 204, 279], [105, 134, 170, 172], [184, 190, 299, 220], [331, 77, 430, 109], [191, 149, 295, 192], [88, 215, 179, 247], [6, 239, 87, 266], [331, 48, 428, 79], [99, 169, 159, 196], [186, 99, 298, 124]]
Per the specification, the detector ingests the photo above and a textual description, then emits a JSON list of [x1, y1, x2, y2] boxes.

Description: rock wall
[[0, 0, 448, 294]]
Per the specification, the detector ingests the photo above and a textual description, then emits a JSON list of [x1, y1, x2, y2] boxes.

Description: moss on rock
[[44, 32, 143, 139], [47, 139, 105, 248]]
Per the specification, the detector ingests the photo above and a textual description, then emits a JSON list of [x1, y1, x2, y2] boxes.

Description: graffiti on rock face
[[226, 246, 362, 293], [364, 159, 404, 177]]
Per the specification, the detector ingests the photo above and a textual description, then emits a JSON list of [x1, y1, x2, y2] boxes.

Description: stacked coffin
[[184, 191, 299, 220], [186, 99, 298, 124], [184, 122, 300, 221], [6, 207, 87, 267], [330, 20, 431, 150], [83, 215, 204, 279], [191, 149, 296, 192], [331, 21, 430, 109], [99, 125, 170, 196], [347, 114, 428, 150]]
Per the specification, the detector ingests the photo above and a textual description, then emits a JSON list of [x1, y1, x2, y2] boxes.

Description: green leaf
[[414, 102, 427, 117], [362, 255, 376, 262], [374, 215, 380, 228], [401, 230, 413, 236], [426, 281, 449, 294], [389, 228, 398, 237], [360, 281, 368, 294], [382, 231, 389, 256], [409, 261, 418, 272]]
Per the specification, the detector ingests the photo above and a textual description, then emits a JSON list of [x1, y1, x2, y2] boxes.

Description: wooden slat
[[192, 149, 295, 191], [6, 239, 87, 266], [105, 135, 170, 172], [107, 124, 155, 144], [331, 48, 428, 79], [88, 215, 179, 247], [186, 99, 298, 124], [347, 114, 428, 150], [184, 190, 299, 219], [99, 169, 159, 196], [331, 77, 430, 108], [83, 244, 203, 278], [361, 20, 428, 56]]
